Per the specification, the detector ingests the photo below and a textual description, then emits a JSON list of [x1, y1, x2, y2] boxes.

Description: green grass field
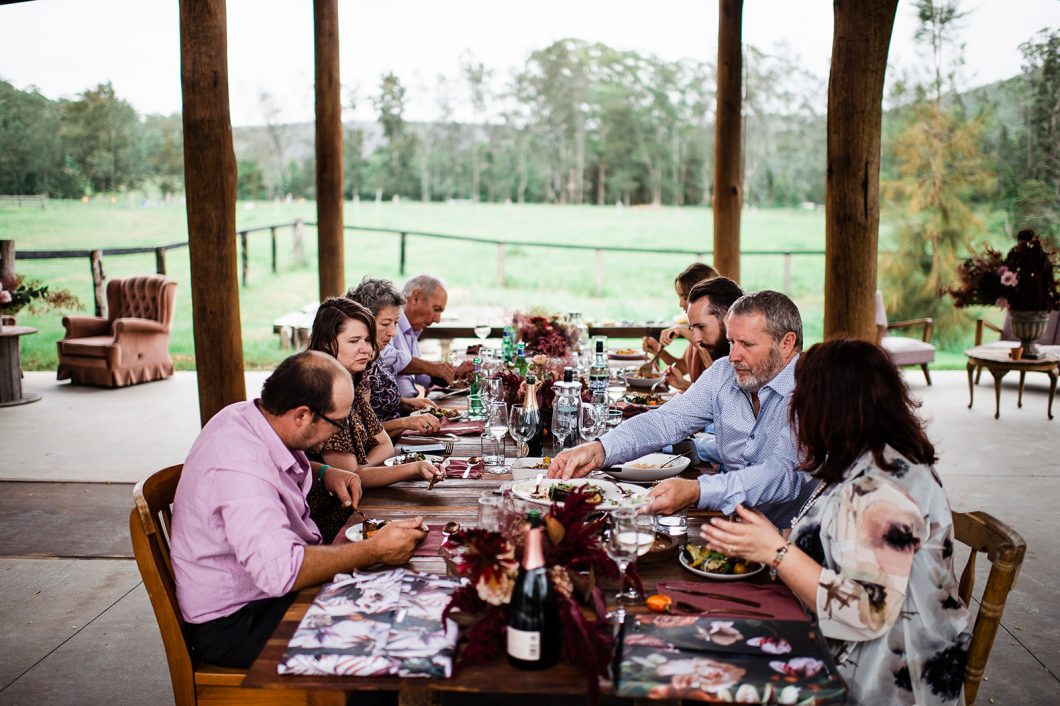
[[1, 198, 988, 371]]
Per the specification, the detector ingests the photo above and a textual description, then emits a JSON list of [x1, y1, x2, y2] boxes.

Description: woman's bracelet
[[769, 543, 790, 580], [316, 464, 332, 483]]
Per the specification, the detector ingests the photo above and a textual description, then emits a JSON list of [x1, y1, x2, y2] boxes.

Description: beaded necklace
[[789, 481, 828, 532]]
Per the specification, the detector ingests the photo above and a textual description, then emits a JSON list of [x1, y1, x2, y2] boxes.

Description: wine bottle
[[523, 374, 544, 457], [506, 523, 559, 670], [588, 339, 609, 397], [515, 342, 528, 377]]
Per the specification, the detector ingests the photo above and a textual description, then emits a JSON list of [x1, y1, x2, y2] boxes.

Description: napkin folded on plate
[[442, 458, 484, 479], [413, 526, 449, 557], [656, 580, 809, 622], [432, 419, 486, 436]]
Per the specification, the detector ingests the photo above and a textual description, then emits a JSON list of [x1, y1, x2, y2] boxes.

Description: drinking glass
[[474, 319, 492, 344], [550, 411, 577, 455], [480, 432, 504, 473], [477, 495, 506, 532], [579, 401, 607, 443], [606, 507, 646, 623], [467, 392, 486, 421], [606, 368, 627, 406], [486, 376, 506, 404], [509, 404, 535, 458], [607, 408, 623, 428], [485, 401, 509, 473]]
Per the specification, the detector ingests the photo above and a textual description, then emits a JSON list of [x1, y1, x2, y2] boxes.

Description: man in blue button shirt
[[548, 290, 817, 526]]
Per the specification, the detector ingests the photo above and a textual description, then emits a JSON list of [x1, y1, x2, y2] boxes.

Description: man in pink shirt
[[170, 350, 426, 668]]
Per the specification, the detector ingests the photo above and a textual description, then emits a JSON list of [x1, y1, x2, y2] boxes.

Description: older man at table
[[170, 350, 427, 668], [384, 274, 473, 398], [548, 290, 818, 526]]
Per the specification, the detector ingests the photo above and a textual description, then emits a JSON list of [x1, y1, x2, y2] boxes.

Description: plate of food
[[383, 452, 443, 466], [639, 532, 680, 564], [625, 371, 667, 390], [624, 392, 666, 407], [413, 407, 464, 421], [510, 477, 648, 511], [511, 456, 553, 470], [604, 452, 690, 482], [679, 543, 764, 580], [344, 518, 391, 542], [609, 348, 647, 360]]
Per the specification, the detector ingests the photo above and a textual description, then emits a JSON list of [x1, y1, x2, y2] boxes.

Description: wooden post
[[782, 252, 792, 294], [292, 218, 306, 265], [399, 232, 408, 276], [0, 240, 15, 280], [314, 0, 344, 300], [824, 0, 899, 341], [595, 249, 604, 297], [90, 249, 106, 318], [240, 230, 249, 286], [155, 246, 167, 275], [180, 0, 246, 425], [496, 243, 506, 287], [713, 0, 743, 283], [270, 226, 278, 273]]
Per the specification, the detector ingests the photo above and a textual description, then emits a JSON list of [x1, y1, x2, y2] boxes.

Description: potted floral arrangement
[[947, 229, 1060, 358], [442, 490, 633, 701], [512, 310, 579, 357], [0, 274, 81, 330]]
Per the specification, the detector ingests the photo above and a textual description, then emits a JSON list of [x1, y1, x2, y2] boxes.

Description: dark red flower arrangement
[[947, 229, 1060, 311], [442, 490, 638, 702], [512, 311, 577, 357]]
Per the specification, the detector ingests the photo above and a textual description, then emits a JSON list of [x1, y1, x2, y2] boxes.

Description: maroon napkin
[[438, 419, 486, 436], [617, 402, 650, 418], [413, 526, 448, 557], [657, 580, 810, 622], [442, 458, 484, 479]]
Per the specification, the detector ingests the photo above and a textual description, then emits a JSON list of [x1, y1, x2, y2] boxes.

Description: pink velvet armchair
[[875, 291, 935, 385], [57, 275, 177, 387]]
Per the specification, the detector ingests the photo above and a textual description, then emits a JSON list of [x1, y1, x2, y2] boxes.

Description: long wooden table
[[243, 430, 787, 703]]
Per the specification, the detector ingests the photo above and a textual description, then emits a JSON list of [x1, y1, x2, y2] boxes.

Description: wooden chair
[[130, 464, 333, 705], [875, 291, 935, 384], [952, 511, 1027, 705]]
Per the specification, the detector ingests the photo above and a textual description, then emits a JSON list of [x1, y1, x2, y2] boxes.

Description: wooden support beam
[[713, 0, 743, 282], [314, 0, 344, 300], [824, 0, 898, 341], [180, 0, 246, 425], [90, 249, 106, 318], [0, 240, 15, 280]]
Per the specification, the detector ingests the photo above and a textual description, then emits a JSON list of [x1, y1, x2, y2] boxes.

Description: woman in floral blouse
[[306, 298, 444, 540], [702, 338, 970, 706], [346, 276, 444, 439]]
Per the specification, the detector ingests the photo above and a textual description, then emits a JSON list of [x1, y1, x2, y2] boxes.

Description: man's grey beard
[[735, 342, 785, 393]]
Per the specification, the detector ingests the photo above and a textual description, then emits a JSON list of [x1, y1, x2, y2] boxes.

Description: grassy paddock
[[1, 199, 986, 371]]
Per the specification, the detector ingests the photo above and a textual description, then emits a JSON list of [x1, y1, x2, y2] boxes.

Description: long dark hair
[[307, 297, 378, 385], [790, 338, 936, 484], [675, 262, 719, 297]]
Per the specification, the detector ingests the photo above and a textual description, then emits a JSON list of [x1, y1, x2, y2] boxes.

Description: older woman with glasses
[[306, 297, 444, 540], [346, 276, 441, 439]]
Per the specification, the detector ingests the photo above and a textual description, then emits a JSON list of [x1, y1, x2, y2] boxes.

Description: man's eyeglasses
[[313, 409, 350, 432]]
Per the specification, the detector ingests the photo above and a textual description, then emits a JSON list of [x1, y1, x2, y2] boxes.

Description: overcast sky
[[1, 0, 1057, 126]]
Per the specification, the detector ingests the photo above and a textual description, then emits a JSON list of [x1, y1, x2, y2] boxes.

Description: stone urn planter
[[1009, 310, 1051, 359]]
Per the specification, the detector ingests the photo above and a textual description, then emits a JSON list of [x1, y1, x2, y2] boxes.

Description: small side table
[[965, 345, 1059, 420], [0, 325, 42, 407]]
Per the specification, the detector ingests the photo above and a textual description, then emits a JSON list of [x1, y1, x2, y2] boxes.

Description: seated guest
[[642, 262, 720, 391], [307, 297, 444, 496], [550, 291, 817, 526], [392, 274, 473, 397], [701, 339, 970, 706], [346, 276, 445, 439], [170, 351, 427, 668]]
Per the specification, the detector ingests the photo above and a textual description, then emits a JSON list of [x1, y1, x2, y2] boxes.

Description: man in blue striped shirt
[[548, 290, 817, 526]]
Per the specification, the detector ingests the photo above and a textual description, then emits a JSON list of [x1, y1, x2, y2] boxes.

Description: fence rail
[[0, 194, 47, 209]]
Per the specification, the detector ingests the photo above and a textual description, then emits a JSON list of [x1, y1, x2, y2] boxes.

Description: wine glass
[[485, 400, 509, 473], [509, 403, 535, 458], [486, 376, 506, 404], [606, 507, 647, 624], [579, 401, 607, 443], [550, 410, 577, 454], [606, 368, 627, 406], [474, 319, 492, 345]]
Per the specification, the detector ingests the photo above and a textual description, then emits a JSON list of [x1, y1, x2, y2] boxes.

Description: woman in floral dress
[[702, 338, 970, 705]]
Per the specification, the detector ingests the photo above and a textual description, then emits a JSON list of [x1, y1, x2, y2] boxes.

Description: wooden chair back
[[952, 511, 1027, 705]]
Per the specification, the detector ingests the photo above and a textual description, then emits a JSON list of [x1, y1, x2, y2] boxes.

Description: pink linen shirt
[[170, 400, 322, 623]]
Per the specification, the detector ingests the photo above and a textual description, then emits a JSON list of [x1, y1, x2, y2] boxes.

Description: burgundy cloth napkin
[[413, 526, 448, 557], [617, 402, 650, 418], [438, 419, 486, 436], [442, 458, 484, 479], [657, 580, 810, 622]]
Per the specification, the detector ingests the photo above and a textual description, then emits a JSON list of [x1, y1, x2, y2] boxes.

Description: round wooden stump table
[[0, 325, 42, 407], [965, 345, 1059, 420]]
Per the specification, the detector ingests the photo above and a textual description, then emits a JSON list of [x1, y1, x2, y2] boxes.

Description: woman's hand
[[408, 460, 444, 483], [659, 325, 691, 347], [699, 504, 785, 565], [642, 336, 662, 355], [404, 413, 440, 434], [402, 396, 438, 412], [664, 364, 689, 391]]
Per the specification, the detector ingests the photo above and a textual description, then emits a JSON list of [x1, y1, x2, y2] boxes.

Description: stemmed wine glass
[[485, 400, 509, 473], [486, 376, 505, 404], [474, 319, 492, 346], [606, 368, 627, 407], [508, 403, 536, 458], [606, 505, 654, 623]]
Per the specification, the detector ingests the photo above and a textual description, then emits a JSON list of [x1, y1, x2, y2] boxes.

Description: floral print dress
[[368, 360, 402, 422], [788, 447, 970, 706]]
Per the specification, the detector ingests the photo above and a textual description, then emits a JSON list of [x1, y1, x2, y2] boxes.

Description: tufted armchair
[[57, 275, 177, 387], [875, 290, 935, 385]]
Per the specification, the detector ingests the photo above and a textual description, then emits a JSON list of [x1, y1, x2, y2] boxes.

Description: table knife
[[668, 588, 761, 607]]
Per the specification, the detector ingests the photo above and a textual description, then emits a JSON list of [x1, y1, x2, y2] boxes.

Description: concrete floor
[[0, 370, 1058, 704]]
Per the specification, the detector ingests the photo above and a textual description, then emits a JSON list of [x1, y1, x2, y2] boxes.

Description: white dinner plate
[[625, 374, 667, 390], [609, 350, 647, 360], [509, 477, 648, 511], [603, 452, 690, 482], [678, 546, 765, 581], [383, 453, 443, 467]]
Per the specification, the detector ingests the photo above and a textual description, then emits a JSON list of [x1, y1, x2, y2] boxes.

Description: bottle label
[[507, 626, 541, 661]]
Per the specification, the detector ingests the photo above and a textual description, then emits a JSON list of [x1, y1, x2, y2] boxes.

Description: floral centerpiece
[[512, 310, 578, 357], [947, 229, 1060, 358], [442, 490, 637, 701], [0, 274, 81, 327]]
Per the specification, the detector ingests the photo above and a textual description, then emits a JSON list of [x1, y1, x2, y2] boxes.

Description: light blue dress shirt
[[600, 354, 816, 525], [388, 312, 432, 397]]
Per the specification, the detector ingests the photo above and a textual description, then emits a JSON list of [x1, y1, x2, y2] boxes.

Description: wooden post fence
[[90, 249, 106, 318], [240, 230, 249, 286], [293, 218, 306, 265], [399, 231, 408, 276], [155, 246, 167, 275], [496, 243, 506, 287], [270, 226, 278, 273], [0, 240, 15, 280]]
